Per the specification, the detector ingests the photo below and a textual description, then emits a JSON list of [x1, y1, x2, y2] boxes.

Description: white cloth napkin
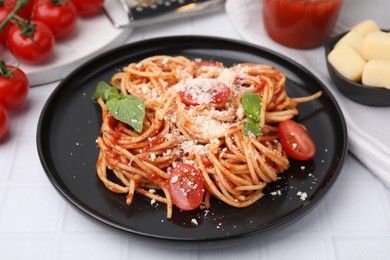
[[226, 0, 390, 188]]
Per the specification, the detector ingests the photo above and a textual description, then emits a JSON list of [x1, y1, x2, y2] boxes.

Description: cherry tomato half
[[0, 102, 9, 140], [179, 79, 231, 106], [72, 0, 104, 17], [0, 0, 15, 44], [7, 20, 55, 64], [169, 163, 205, 211], [278, 119, 316, 161], [0, 64, 29, 110], [33, 0, 78, 39]]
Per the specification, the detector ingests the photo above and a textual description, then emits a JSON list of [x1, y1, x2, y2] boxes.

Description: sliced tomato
[[178, 78, 231, 106], [169, 163, 205, 211], [278, 119, 316, 161]]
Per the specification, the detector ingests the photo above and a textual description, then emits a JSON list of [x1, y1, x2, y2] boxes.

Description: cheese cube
[[328, 44, 366, 82], [362, 31, 390, 61], [362, 60, 390, 89], [335, 30, 364, 55], [351, 19, 380, 37]]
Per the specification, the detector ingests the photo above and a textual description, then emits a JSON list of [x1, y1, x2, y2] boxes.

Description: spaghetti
[[95, 55, 321, 218]]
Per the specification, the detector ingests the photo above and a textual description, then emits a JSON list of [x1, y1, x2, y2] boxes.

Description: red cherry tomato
[[0, 63, 29, 110], [7, 20, 55, 64], [17, 0, 35, 19], [72, 0, 104, 17], [0, 0, 15, 44], [0, 102, 9, 140], [33, 0, 78, 39], [179, 79, 231, 106], [169, 163, 205, 211], [278, 119, 316, 161]]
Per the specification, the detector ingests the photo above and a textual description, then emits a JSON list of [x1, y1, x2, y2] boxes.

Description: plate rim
[[36, 35, 348, 241]]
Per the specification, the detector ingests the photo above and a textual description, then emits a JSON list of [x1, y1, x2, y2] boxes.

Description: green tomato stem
[[0, 0, 29, 33]]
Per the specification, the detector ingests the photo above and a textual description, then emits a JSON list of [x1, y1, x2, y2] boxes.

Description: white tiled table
[[1, 9, 390, 260]]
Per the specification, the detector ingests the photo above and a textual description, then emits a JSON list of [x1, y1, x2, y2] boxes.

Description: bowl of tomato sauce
[[263, 0, 343, 49]]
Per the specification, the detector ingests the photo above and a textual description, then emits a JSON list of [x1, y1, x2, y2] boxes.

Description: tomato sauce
[[263, 0, 343, 49]]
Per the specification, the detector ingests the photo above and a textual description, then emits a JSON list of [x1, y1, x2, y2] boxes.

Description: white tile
[[324, 182, 390, 230], [283, 207, 323, 232], [333, 236, 390, 260], [57, 236, 124, 260], [8, 139, 47, 182], [62, 205, 108, 232], [125, 236, 196, 259], [0, 236, 55, 260], [263, 233, 331, 260], [197, 236, 262, 259], [0, 185, 62, 232], [0, 139, 16, 182]]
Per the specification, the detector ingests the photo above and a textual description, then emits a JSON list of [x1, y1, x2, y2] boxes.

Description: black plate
[[323, 30, 390, 107], [37, 36, 348, 241]]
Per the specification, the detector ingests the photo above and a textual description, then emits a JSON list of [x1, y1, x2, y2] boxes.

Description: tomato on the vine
[[0, 0, 15, 44], [33, 0, 78, 39], [278, 119, 316, 161], [16, 0, 35, 19], [72, 0, 104, 17], [7, 19, 55, 64], [169, 163, 205, 211], [0, 102, 9, 140], [0, 60, 29, 110]]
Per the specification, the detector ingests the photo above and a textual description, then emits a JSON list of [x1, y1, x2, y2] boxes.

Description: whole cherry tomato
[[169, 163, 205, 211], [71, 0, 104, 17], [0, 0, 15, 44], [7, 19, 55, 64], [278, 119, 316, 161], [0, 102, 9, 140], [33, 0, 77, 39], [16, 0, 35, 19], [0, 60, 29, 110]]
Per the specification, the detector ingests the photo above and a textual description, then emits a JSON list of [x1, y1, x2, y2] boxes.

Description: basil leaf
[[242, 92, 261, 121], [91, 81, 112, 101], [104, 87, 121, 101], [242, 92, 262, 137], [244, 120, 262, 137], [106, 96, 145, 133]]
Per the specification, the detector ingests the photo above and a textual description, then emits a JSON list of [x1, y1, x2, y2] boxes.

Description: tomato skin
[[278, 119, 316, 161], [0, 0, 15, 44], [179, 79, 231, 106], [71, 0, 104, 17], [0, 102, 9, 140], [0, 65, 29, 110], [33, 0, 78, 39], [169, 163, 205, 211], [7, 20, 55, 64], [17, 0, 35, 19]]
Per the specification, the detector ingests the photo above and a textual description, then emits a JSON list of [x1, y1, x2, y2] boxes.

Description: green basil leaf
[[242, 92, 261, 122], [104, 87, 121, 101], [91, 81, 112, 101], [244, 120, 262, 137], [106, 96, 145, 133]]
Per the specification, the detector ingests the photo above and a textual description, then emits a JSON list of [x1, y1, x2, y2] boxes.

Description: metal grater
[[104, 0, 226, 28]]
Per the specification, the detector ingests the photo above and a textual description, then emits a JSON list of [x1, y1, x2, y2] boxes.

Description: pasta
[[94, 55, 321, 218]]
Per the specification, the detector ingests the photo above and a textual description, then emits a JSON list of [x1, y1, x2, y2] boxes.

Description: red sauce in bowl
[[263, 0, 343, 49]]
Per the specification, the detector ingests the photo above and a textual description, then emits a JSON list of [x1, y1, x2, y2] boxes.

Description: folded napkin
[[226, 0, 390, 188]]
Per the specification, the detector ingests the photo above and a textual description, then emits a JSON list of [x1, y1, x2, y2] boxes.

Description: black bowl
[[323, 30, 390, 107]]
